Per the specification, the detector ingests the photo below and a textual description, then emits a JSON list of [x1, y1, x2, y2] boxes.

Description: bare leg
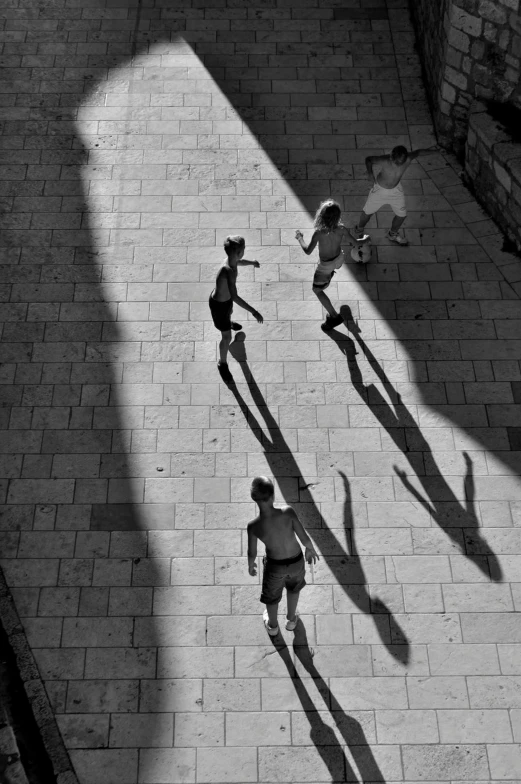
[[286, 590, 300, 621], [357, 210, 371, 229], [313, 287, 337, 318], [267, 602, 279, 629], [218, 329, 232, 364], [390, 215, 406, 233]]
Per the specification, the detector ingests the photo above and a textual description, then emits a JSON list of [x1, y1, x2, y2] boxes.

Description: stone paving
[[1, 0, 521, 782]]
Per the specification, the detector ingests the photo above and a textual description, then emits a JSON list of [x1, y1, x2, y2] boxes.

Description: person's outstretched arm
[[237, 259, 260, 268], [290, 508, 320, 563], [340, 224, 356, 246], [395, 146, 440, 178], [226, 270, 263, 323], [409, 145, 440, 159], [295, 229, 319, 255], [247, 522, 258, 576]]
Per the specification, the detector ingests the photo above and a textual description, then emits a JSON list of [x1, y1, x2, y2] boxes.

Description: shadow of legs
[[327, 323, 502, 583], [282, 619, 386, 783], [228, 341, 410, 663]]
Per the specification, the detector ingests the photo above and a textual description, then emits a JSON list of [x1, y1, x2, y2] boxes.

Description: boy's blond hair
[[224, 234, 245, 257], [251, 476, 274, 502]]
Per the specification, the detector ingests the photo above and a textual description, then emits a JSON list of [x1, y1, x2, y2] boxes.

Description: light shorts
[[362, 182, 407, 217], [312, 250, 345, 291]]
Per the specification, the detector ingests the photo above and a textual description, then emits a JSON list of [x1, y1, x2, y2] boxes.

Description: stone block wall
[[466, 103, 521, 250], [407, 0, 451, 123], [411, 0, 521, 154]]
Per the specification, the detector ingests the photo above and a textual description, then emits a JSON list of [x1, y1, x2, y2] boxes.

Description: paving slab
[[1, 0, 521, 782]]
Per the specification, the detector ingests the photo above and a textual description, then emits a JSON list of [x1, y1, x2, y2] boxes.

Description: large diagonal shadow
[[228, 338, 409, 663], [270, 619, 385, 783], [2, 1, 516, 779], [0, 123, 163, 784], [327, 309, 502, 581]]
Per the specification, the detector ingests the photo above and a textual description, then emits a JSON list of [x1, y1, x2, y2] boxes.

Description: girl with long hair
[[295, 199, 356, 332]]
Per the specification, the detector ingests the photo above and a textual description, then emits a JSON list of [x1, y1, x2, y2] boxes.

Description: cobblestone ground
[[1, 0, 521, 782]]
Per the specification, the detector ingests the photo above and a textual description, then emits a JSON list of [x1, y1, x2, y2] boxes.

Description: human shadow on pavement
[[228, 337, 410, 664], [327, 309, 502, 583], [270, 619, 385, 783], [337, 469, 409, 654]]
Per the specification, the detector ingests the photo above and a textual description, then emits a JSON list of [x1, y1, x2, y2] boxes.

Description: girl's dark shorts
[[209, 295, 233, 332], [260, 551, 306, 605], [312, 268, 335, 290]]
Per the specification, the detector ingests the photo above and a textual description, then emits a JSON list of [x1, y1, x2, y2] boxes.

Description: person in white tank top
[[295, 199, 356, 333]]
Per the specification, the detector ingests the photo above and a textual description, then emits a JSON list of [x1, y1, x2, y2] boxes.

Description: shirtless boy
[[295, 199, 356, 333], [353, 144, 439, 246], [209, 235, 263, 381], [247, 476, 320, 637]]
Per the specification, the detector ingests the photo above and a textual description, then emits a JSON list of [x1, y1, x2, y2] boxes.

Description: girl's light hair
[[313, 199, 341, 232]]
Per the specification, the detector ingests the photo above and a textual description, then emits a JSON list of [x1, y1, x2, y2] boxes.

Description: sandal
[[263, 609, 279, 637]]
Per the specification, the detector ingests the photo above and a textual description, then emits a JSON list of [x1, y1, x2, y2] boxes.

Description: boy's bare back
[[248, 505, 302, 560]]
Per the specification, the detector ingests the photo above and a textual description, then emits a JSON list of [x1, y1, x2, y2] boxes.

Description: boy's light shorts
[[362, 182, 407, 217]]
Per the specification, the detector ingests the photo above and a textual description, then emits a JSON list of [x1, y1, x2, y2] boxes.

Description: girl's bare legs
[[313, 288, 337, 318]]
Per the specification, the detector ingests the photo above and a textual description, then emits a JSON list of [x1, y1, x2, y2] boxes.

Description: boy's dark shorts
[[209, 295, 233, 331], [260, 551, 306, 605]]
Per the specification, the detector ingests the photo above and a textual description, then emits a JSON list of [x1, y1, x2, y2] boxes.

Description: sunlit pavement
[[1, 0, 521, 782]]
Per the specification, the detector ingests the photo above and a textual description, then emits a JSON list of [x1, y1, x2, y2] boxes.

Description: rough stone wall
[[411, 0, 521, 153], [408, 0, 450, 99], [466, 104, 521, 251], [409, 0, 452, 140]]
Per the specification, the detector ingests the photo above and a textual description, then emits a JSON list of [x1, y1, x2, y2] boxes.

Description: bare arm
[[295, 229, 319, 256], [409, 145, 440, 160], [290, 508, 320, 564], [340, 224, 356, 246], [227, 270, 263, 323], [247, 523, 258, 576], [237, 258, 260, 268], [365, 155, 388, 181]]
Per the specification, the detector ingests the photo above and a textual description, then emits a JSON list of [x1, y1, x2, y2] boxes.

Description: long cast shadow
[[327, 309, 502, 582], [270, 619, 385, 783], [338, 469, 409, 651], [228, 338, 410, 664], [3, 2, 511, 779]]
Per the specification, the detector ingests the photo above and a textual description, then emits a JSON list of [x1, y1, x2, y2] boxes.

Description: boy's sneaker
[[285, 614, 299, 631], [230, 322, 242, 330], [387, 230, 408, 245], [321, 313, 344, 333], [263, 609, 279, 637], [351, 225, 370, 241]]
